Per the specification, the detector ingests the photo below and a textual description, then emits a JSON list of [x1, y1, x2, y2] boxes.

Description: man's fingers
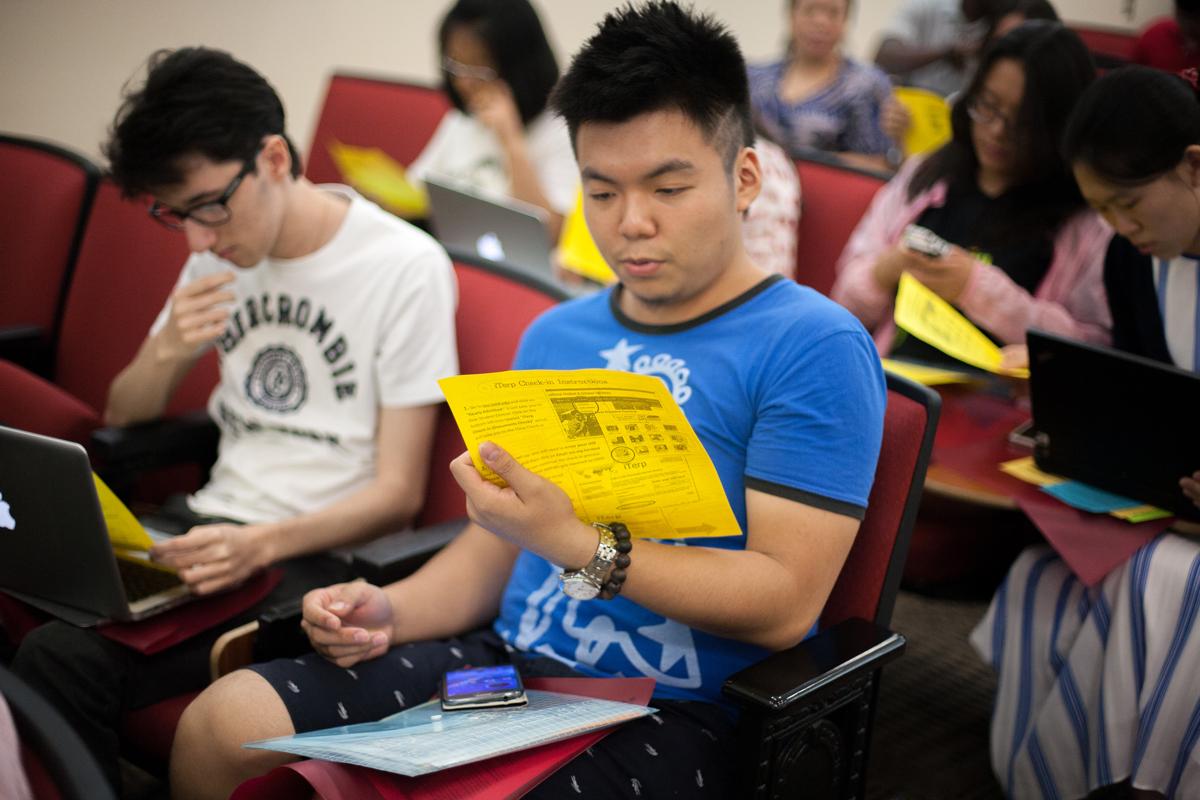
[[479, 441, 535, 492], [175, 272, 235, 299]]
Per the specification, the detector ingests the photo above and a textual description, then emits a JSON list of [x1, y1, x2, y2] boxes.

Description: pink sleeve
[[831, 163, 924, 332], [957, 212, 1114, 345]]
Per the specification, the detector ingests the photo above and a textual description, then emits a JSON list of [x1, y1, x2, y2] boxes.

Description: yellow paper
[[327, 141, 429, 218], [439, 370, 741, 538], [894, 272, 1029, 378], [880, 358, 975, 386], [999, 456, 1064, 487], [92, 473, 153, 551], [1110, 504, 1173, 523], [557, 190, 616, 284], [894, 87, 953, 157]]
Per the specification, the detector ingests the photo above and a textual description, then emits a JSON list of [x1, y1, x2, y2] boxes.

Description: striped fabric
[[1153, 255, 1200, 373], [970, 536, 1200, 798]]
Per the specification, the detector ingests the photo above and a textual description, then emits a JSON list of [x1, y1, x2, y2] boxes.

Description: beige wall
[[0, 0, 1170, 166]]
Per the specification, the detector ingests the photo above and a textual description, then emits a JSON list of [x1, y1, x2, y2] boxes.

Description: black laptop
[[1028, 330, 1200, 522], [0, 425, 190, 626]]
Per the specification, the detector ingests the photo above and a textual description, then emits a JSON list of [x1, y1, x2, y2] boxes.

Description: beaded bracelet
[[599, 521, 633, 600]]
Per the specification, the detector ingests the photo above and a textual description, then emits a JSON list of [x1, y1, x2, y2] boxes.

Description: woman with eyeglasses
[[970, 66, 1200, 800], [831, 22, 1112, 362], [409, 0, 574, 237]]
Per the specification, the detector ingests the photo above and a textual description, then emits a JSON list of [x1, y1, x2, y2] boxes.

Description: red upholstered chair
[[349, 253, 570, 584], [724, 372, 940, 800], [1, 664, 117, 800], [792, 153, 888, 296], [305, 74, 451, 185], [0, 134, 99, 374], [0, 180, 218, 446], [1069, 23, 1136, 68]]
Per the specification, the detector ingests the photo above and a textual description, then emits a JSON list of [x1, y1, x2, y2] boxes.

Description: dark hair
[[907, 21, 1094, 241], [104, 47, 301, 198], [550, 1, 754, 169], [438, 0, 560, 126], [1179, 0, 1200, 17], [1063, 66, 1200, 186], [1012, 0, 1059, 21]]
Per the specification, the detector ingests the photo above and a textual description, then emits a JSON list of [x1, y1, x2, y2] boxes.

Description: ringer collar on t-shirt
[[608, 273, 785, 335]]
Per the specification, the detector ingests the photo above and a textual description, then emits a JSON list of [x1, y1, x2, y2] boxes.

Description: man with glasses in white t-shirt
[[10, 46, 458, 794]]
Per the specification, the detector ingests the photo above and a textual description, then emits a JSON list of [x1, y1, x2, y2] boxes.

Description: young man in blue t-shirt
[[170, 3, 886, 798]]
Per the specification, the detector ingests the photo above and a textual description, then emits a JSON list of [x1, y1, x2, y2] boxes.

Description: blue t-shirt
[[493, 276, 887, 703]]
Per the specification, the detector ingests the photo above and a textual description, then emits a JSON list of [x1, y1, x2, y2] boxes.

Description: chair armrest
[[251, 518, 466, 662], [349, 517, 465, 586], [722, 617, 905, 712], [91, 410, 219, 475], [0, 325, 50, 376]]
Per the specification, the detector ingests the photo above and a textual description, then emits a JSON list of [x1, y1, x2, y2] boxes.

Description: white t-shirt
[[1153, 254, 1200, 372], [152, 187, 459, 524], [880, 0, 985, 97], [408, 109, 577, 215]]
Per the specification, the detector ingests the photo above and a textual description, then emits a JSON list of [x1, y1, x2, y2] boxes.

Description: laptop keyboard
[[116, 558, 184, 602]]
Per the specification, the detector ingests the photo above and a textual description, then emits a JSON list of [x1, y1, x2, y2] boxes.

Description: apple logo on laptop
[[476, 232, 506, 263], [0, 492, 14, 530]]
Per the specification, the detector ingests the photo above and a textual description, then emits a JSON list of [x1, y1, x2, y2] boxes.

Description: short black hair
[[104, 47, 302, 198], [550, 1, 754, 169], [1063, 65, 1200, 186], [437, 0, 560, 126], [908, 21, 1095, 241]]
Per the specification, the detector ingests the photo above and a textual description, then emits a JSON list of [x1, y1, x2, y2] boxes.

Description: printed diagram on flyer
[[439, 370, 741, 539]]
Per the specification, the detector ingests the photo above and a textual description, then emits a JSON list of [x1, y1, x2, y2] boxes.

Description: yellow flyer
[[556, 189, 617, 284], [439, 370, 741, 539], [894, 272, 1029, 378], [92, 473, 153, 551], [327, 140, 428, 218], [880, 358, 975, 387]]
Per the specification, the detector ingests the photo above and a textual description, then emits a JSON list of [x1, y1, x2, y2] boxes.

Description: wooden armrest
[[209, 620, 260, 681], [722, 618, 905, 712]]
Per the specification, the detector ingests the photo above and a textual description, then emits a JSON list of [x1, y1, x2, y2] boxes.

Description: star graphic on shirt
[[637, 618, 697, 676], [599, 338, 643, 371]]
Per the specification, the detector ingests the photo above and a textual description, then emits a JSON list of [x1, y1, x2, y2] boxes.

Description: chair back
[[793, 154, 887, 296], [305, 74, 451, 185], [54, 180, 218, 415], [0, 134, 99, 340], [820, 372, 940, 629], [1, 665, 116, 800], [1069, 24, 1135, 68], [416, 255, 570, 527]]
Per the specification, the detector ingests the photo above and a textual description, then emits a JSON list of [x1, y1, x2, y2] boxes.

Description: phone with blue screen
[[440, 664, 527, 711]]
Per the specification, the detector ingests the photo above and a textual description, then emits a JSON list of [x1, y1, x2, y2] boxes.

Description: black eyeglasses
[[148, 157, 257, 231], [965, 97, 1016, 136], [441, 55, 498, 82]]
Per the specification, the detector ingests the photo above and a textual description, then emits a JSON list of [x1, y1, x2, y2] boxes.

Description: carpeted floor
[[867, 590, 1003, 800]]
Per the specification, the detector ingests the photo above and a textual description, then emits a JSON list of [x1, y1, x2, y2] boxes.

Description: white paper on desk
[[244, 690, 656, 776]]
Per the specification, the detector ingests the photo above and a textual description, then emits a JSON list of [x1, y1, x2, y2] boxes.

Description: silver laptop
[[0, 425, 191, 626], [425, 174, 556, 280]]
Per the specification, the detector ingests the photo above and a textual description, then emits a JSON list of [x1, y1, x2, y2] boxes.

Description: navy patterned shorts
[[250, 628, 737, 797]]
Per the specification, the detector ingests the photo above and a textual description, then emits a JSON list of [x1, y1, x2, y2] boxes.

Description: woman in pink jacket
[[832, 22, 1113, 358]]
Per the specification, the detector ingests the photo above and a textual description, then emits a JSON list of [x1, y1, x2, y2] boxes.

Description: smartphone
[[902, 224, 951, 258], [440, 664, 528, 711]]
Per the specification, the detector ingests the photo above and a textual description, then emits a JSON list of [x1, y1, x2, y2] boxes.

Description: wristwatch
[[559, 522, 619, 600]]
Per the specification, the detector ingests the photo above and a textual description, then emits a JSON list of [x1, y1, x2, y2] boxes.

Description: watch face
[[561, 575, 600, 600]]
